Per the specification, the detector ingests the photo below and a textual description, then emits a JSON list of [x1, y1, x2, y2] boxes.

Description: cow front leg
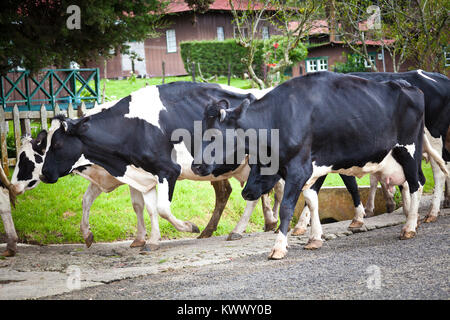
[[269, 168, 308, 260], [156, 177, 199, 234], [198, 180, 232, 238], [129, 186, 147, 248], [423, 157, 445, 222], [227, 200, 258, 241], [81, 182, 103, 248], [0, 191, 17, 257]]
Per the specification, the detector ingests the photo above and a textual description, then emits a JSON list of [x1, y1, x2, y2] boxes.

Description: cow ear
[[217, 99, 230, 110], [233, 98, 250, 119], [66, 117, 90, 135]]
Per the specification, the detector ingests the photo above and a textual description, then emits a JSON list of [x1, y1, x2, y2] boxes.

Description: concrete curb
[[0, 195, 446, 300]]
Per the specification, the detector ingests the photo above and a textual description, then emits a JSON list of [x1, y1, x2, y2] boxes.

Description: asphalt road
[[45, 214, 449, 300]]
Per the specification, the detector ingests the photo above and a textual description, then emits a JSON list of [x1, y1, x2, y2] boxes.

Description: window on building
[[217, 27, 224, 41], [262, 26, 269, 40], [166, 29, 177, 53], [234, 26, 248, 39], [305, 57, 328, 73], [364, 53, 377, 68]]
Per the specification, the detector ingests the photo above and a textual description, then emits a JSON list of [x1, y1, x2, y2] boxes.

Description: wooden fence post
[[0, 107, 9, 176], [40, 104, 48, 131], [68, 102, 76, 118], [54, 103, 61, 116], [77, 101, 87, 117], [12, 105, 21, 163], [227, 62, 232, 86]]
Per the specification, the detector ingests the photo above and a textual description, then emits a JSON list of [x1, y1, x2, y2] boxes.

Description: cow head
[[40, 115, 90, 184], [241, 164, 282, 201], [11, 131, 47, 194], [191, 98, 250, 176]]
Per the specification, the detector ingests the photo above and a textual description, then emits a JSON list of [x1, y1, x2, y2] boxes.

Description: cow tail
[[423, 133, 449, 177]]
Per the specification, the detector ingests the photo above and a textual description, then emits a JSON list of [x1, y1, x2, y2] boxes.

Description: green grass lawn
[[0, 75, 438, 245]]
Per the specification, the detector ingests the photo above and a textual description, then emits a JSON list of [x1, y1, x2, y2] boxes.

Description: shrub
[[180, 39, 265, 79]]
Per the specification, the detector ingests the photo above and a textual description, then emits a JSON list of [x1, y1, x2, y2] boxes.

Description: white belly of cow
[[304, 150, 406, 190]]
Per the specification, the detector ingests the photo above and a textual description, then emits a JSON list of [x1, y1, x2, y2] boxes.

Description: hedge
[[180, 39, 265, 79]]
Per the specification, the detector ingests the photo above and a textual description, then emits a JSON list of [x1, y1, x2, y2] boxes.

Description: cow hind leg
[[140, 188, 161, 253], [199, 180, 232, 238], [423, 157, 445, 223], [81, 183, 103, 248], [227, 200, 258, 241], [303, 188, 323, 250], [272, 180, 285, 222], [292, 175, 326, 236], [340, 175, 366, 229], [444, 176, 450, 208], [261, 193, 278, 232]]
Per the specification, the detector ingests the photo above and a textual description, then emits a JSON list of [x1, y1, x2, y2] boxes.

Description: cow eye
[[54, 141, 63, 149]]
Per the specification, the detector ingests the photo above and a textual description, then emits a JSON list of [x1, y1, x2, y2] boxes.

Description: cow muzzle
[[191, 163, 213, 177]]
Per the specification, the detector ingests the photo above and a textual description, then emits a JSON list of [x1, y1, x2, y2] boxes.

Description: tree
[[0, 0, 168, 75], [230, 0, 320, 88]]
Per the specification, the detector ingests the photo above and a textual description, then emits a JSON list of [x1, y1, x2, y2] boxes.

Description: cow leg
[[81, 182, 103, 248], [156, 177, 200, 233], [128, 186, 147, 248], [227, 200, 258, 241], [303, 188, 323, 250], [198, 180, 232, 238], [444, 175, 450, 208], [272, 180, 285, 221], [401, 183, 423, 240], [340, 175, 366, 229], [269, 163, 311, 260], [140, 188, 161, 252], [365, 174, 378, 217], [423, 157, 445, 222], [261, 194, 278, 232], [0, 191, 17, 257], [292, 175, 326, 236]]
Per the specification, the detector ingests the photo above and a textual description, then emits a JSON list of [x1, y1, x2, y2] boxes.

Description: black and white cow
[[36, 82, 281, 251], [294, 70, 450, 234], [194, 71, 429, 260]]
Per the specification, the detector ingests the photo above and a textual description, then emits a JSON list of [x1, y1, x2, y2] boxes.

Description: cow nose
[[242, 190, 255, 201], [191, 163, 203, 174], [39, 174, 48, 183]]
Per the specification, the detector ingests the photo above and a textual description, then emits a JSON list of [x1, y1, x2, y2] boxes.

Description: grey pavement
[[0, 195, 448, 300]]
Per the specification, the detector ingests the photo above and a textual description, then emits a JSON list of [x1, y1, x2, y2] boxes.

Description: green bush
[[180, 39, 265, 79]]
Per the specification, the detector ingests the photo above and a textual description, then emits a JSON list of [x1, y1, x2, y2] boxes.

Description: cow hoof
[[291, 227, 307, 236], [264, 222, 277, 232], [364, 208, 374, 217], [422, 215, 438, 223], [139, 243, 160, 255], [348, 220, 364, 230], [304, 239, 323, 250], [268, 248, 286, 260], [84, 232, 94, 248], [1, 249, 16, 257], [190, 222, 200, 233], [130, 239, 146, 248], [399, 230, 416, 240], [198, 229, 213, 239], [226, 232, 243, 241]]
